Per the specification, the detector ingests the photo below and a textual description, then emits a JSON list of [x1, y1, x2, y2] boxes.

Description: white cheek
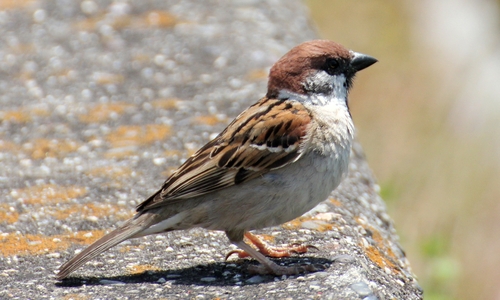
[[278, 71, 349, 107], [303, 71, 348, 103], [331, 74, 348, 100]]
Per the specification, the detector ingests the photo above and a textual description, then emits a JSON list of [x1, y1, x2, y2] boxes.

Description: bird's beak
[[350, 51, 378, 72]]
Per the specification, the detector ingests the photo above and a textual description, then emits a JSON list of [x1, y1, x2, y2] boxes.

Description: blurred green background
[[305, 0, 500, 299]]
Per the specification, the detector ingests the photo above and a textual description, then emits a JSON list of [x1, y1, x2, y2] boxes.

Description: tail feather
[[56, 216, 151, 280]]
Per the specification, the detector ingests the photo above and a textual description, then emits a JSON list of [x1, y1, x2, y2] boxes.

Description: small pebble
[[99, 279, 125, 285], [86, 216, 98, 222], [33, 9, 46, 23], [314, 271, 329, 278], [332, 254, 355, 263], [350, 282, 372, 296], [245, 275, 264, 284], [47, 252, 60, 258], [153, 157, 166, 165], [200, 277, 216, 282], [300, 221, 320, 230], [157, 277, 166, 284], [36, 285, 47, 291]]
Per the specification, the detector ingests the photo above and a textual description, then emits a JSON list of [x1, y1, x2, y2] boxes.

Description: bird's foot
[[225, 232, 317, 260], [230, 235, 326, 276]]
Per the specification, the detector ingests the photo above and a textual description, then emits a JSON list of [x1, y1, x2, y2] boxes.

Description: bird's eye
[[325, 58, 339, 74]]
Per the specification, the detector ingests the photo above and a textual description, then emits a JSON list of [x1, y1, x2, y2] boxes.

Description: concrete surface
[[0, 0, 422, 299]]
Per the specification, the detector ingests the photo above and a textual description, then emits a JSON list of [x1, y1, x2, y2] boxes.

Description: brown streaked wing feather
[[136, 97, 312, 212]]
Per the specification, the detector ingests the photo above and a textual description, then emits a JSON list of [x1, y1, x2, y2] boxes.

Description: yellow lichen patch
[[329, 198, 343, 206], [0, 204, 19, 224], [132, 53, 151, 63], [368, 225, 384, 245], [355, 220, 401, 273], [92, 72, 125, 85], [163, 149, 183, 157], [50, 68, 76, 80], [66, 230, 107, 245], [9, 43, 34, 55], [118, 244, 145, 253], [17, 71, 34, 81], [0, 234, 64, 256], [74, 10, 176, 32], [246, 69, 268, 81], [12, 184, 87, 205], [104, 148, 137, 159], [0, 0, 35, 11], [23, 138, 80, 159], [193, 115, 227, 126], [106, 124, 171, 148], [107, 15, 132, 30], [253, 234, 275, 243], [0, 230, 106, 257], [385, 244, 398, 261], [47, 203, 133, 221], [151, 98, 180, 110], [62, 294, 89, 300], [144, 11, 177, 27], [364, 224, 399, 262], [127, 264, 160, 275], [364, 245, 398, 271], [282, 215, 337, 232], [84, 166, 134, 179], [79, 102, 134, 123], [315, 223, 334, 232], [31, 107, 50, 117], [0, 140, 19, 152], [282, 217, 307, 230], [0, 110, 31, 123], [74, 15, 131, 31]]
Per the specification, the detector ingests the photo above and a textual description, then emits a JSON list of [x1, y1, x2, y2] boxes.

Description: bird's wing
[[136, 97, 312, 212]]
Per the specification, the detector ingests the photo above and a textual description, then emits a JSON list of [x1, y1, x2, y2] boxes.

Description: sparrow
[[56, 40, 377, 279]]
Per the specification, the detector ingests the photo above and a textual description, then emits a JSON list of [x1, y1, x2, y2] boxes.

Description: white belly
[[190, 144, 351, 232]]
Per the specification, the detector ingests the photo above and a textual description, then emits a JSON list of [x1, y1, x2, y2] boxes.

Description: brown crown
[[266, 40, 352, 98]]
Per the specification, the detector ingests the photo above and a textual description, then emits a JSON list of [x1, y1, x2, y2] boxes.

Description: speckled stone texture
[[0, 0, 422, 299]]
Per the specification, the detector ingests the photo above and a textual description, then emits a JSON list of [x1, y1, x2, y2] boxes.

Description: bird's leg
[[231, 239, 325, 276], [226, 232, 317, 260]]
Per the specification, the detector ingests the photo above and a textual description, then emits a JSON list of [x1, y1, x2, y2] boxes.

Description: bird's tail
[[56, 213, 156, 280]]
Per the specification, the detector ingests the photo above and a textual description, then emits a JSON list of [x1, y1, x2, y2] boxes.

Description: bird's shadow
[[55, 256, 332, 287]]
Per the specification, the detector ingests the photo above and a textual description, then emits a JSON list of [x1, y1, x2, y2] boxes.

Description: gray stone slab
[[0, 0, 422, 299]]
